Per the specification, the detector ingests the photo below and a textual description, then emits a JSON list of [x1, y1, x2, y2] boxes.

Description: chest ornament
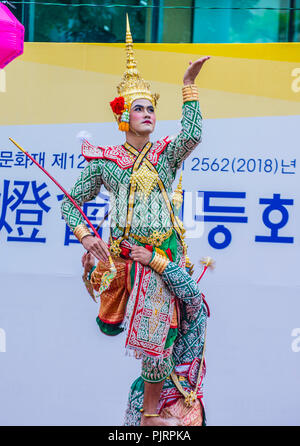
[[129, 162, 159, 201]]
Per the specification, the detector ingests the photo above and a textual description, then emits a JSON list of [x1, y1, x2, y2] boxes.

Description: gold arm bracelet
[[148, 253, 161, 274], [73, 223, 92, 243], [148, 252, 170, 275], [182, 84, 199, 103]]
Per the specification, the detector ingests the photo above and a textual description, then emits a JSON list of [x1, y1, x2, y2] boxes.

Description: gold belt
[[116, 224, 173, 247], [132, 228, 173, 247]]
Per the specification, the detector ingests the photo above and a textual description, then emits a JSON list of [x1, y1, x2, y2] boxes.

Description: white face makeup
[[129, 98, 156, 136]]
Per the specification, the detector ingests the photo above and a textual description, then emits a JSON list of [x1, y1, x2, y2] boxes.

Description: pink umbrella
[[0, 3, 24, 69]]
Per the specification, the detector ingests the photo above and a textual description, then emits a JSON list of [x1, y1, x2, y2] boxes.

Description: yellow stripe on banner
[[134, 43, 300, 63], [0, 42, 299, 126], [21, 42, 300, 64]]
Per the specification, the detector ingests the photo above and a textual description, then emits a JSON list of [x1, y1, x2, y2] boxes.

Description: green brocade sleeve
[[166, 100, 202, 171], [61, 159, 104, 231]]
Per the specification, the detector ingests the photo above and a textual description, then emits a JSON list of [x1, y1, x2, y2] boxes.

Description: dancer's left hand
[[183, 56, 211, 85], [82, 252, 95, 277], [130, 245, 152, 265]]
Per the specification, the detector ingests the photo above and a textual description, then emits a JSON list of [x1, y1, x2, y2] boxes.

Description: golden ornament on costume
[[172, 171, 186, 238], [172, 171, 184, 211], [185, 256, 194, 276], [129, 162, 159, 201], [109, 238, 122, 256], [147, 229, 173, 247], [172, 171, 189, 259]]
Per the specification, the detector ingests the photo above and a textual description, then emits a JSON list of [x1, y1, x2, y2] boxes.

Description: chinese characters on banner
[[0, 179, 294, 250]]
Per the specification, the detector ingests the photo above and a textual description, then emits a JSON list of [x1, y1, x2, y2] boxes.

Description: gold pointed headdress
[[110, 15, 159, 130]]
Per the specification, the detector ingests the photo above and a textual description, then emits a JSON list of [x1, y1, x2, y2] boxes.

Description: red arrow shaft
[[9, 138, 101, 239]]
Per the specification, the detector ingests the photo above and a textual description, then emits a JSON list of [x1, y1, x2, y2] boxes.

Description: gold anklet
[[140, 408, 159, 417]]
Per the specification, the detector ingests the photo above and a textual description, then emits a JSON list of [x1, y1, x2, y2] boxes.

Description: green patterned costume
[[61, 100, 202, 383], [124, 261, 208, 426]]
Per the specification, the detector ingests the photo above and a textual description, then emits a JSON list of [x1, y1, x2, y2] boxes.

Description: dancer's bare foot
[[140, 415, 181, 426]]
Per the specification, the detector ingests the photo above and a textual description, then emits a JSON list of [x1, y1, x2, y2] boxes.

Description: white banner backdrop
[[0, 114, 300, 425]]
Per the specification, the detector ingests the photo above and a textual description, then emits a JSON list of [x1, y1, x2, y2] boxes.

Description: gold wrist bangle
[[149, 252, 169, 274], [73, 223, 92, 243], [160, 257, 168, 274], [182, 84, 199, 103], [160, 255, 169, 274], [183, 84, 197, 91], [155, 258, 163, 274], [149, 253, 160, 273], [149, 257, 157, 271], [150, 253, 163, 274]]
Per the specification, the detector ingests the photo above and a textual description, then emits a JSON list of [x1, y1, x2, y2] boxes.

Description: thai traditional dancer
[[61, 16, 210, 426]]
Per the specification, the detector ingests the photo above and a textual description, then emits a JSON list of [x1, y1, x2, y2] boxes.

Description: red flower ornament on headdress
[[110, 96, 125, 115], [110, 96, 130, 132]]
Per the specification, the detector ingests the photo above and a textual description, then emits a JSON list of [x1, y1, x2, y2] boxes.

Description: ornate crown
[[110, 14, 159, 129], [117, 14, 159, 108]]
